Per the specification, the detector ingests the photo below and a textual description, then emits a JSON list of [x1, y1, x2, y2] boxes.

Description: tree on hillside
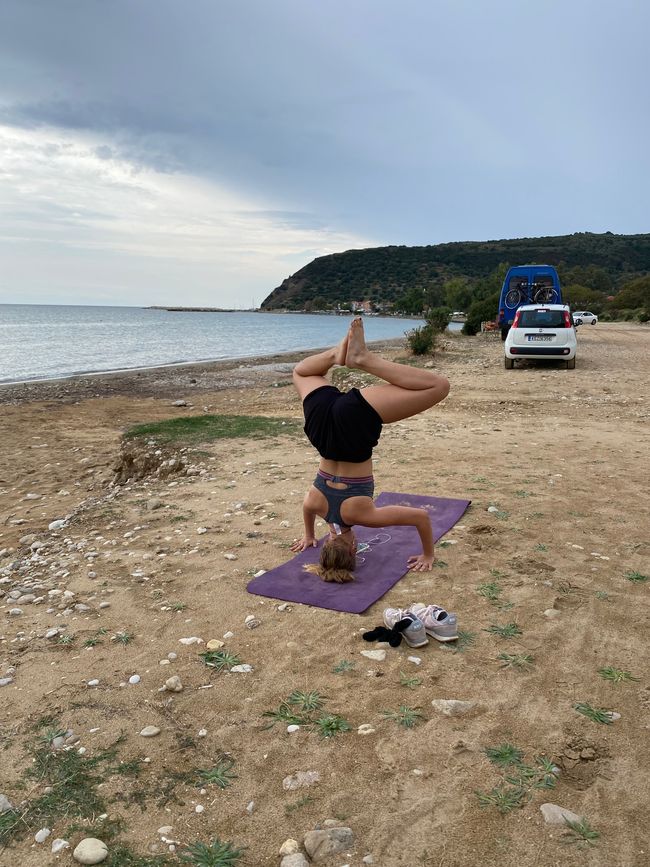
[[443, 277, 473, 311], [562, 284, 607, 313], [606, 275, 650, 310], [560, 264, 611, 293]]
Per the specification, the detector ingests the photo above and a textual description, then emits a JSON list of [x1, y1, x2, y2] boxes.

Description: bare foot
[[345, 317, 369, 368], [333, 331, 349, 366]]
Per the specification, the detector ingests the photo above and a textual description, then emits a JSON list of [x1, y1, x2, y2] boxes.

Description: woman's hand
[[407, 553, 434, 572], [291, 536, 318, 553]]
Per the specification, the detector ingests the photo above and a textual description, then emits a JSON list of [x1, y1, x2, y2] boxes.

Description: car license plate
[[528, 334, 552, 342]]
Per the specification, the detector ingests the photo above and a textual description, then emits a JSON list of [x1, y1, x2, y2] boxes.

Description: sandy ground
[[1, 323, 649, 867]]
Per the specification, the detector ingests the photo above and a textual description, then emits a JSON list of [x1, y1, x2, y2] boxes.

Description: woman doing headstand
[[291, 317, 450, 582]]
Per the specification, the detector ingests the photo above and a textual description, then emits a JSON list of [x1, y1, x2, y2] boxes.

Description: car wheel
[[591, 320, 597, 325], [567, 357, 576, 370], [504, 357, 514, 369]]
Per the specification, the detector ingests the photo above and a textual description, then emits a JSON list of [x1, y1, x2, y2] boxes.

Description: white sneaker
[[409, 603, 458, 642], [382, 608, 429, 647]]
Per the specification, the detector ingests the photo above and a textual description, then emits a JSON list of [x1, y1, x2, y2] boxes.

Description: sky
[[1, 0, 649, 308]]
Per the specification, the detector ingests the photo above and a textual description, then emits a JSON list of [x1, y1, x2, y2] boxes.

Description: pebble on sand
[[34, 827, 51, 843], [430, 699, 477, 717], [206, 639, 225, 650], [540, 803, 583, 825], [279, 838, 300, 856], [51, 838, 70, 854], [304, 827, 354, 861], [282, 770, 320, 791], [72, 837, 109, 864], [360, 649, 386, 661], [139, 726, 161, 737], [281, 855, 309, 867]]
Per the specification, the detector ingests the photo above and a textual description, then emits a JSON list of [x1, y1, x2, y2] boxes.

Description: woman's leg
[[292, 329, 349, 401], [346, 318, 449, 423]]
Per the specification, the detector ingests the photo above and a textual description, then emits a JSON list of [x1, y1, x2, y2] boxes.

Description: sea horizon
[[0, 304, 426, 385]]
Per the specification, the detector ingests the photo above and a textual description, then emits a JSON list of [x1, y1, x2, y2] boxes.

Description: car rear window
[[518, 309, 565, 328]]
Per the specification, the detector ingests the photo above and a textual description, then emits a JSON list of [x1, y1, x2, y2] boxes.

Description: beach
[[1, 323, 649, 866]]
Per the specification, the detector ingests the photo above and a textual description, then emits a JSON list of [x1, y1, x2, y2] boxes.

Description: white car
[[504, 304, 577, 369], [572, 310, 598, 325]]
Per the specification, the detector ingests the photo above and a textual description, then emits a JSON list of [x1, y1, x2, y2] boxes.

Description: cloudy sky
[[1, 0, 649, 308]]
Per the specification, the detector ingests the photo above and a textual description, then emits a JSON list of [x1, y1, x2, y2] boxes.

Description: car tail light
[[563, 310, 571, 328], [512, 310, 521, 328]]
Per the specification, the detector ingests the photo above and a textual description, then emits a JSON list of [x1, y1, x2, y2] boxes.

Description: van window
[[532, 275, 554, 292], [509, 276, 528, 293], [518, 309, 565, 328]]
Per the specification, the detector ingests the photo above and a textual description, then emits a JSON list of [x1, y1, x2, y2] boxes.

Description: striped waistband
[[317, 469, 374, 484]]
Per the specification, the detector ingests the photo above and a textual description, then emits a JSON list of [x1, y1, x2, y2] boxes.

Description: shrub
[[426, 306, 452, 332], [639, 310, 649, 323], [407, 325, 436, 355]]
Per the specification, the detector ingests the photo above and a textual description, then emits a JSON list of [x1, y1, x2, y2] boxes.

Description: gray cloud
[[1, 0, 649, 305]]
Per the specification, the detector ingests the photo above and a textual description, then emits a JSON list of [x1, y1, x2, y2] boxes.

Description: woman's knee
[[426, 376, 450, 407]]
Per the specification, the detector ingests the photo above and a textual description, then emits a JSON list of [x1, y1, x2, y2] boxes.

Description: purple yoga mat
[[246, 492, 471, 614]]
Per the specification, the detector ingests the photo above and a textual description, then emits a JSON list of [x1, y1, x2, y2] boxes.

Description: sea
[[0, 305, 429, 384]]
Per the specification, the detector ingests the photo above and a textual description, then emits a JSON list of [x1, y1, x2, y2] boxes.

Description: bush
[[639, 311, 650, 323], [426, 306, 452, 332], [407, 325, 436, 355]]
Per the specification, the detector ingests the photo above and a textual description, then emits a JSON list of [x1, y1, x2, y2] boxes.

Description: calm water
[[0, 305, 426, 384]]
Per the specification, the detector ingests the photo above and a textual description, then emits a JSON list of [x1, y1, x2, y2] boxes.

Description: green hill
[[260, 231, 650, 312]]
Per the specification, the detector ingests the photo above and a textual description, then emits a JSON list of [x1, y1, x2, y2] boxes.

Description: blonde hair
[[303, 537, 356, 583]]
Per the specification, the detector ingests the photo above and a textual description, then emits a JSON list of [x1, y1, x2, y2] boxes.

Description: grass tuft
[[179, 838, 245, 866], [573, 702, 615, 724], [475, 785, 525, 814], [287, 690, 326, 712], [124, 414, 299, 445], [441, 629, 476, 653], [484, 744, 524, 768], [624, 570, 648, 583], [399, 672, 422, 689], [196, 759, 237, 790], [112, 631, 135, 646], [476, 748, 559, 814], [284, 795, 313, 815], [313, 714, 352, 738], [332, 659, 355, 674], [485, 622, 522, 639], [382, 706, 424, 728], [497, 652, 534, 669], [598, 666, 639, 684], [199, 650, 242, 672], [263, 691, 350, 737], [562, 818, 600, 846]]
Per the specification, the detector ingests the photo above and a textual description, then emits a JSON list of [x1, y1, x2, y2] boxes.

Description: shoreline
[[0, 336, 405, 406]]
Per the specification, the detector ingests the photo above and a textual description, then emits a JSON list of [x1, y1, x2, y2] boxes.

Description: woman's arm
[[345, 502, 435, 571], [290, 495, 319, 552]]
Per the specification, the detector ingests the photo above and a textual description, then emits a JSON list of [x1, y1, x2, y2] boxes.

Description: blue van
[[498, 265, 562, 340]]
